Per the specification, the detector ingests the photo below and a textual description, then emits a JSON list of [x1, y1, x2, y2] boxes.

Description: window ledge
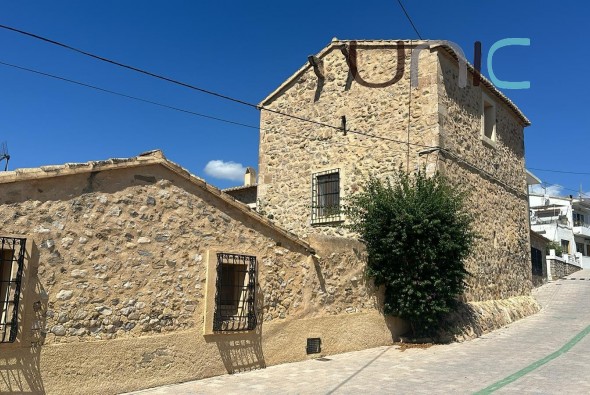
[[311, 217, 344, 226], [481, 135, 497, 149]]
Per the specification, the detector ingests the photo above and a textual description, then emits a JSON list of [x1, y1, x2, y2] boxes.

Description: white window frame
[[481, 92, 497, 147]]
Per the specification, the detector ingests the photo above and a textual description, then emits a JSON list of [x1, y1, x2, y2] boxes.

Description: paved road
[[128, 270, 590, 394]]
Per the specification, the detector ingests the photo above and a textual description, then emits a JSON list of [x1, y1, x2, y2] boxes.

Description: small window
[[561, 239, 570, 254], [481, 94, 496, 143], [1, 237, 26, 344], [312, 169, 341, 224], [213, 253, 257, 332]]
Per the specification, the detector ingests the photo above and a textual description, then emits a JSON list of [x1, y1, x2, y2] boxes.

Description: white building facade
[[529, 194, 590, 269]]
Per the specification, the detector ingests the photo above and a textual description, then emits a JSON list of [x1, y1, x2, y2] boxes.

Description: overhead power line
[[0, 24, 438, 151], [2, 24, 583, 198], [528, 167, 590, 176], [0, 24, 257, 109], [0, 60, 377, 151], [0, 60, 261, 131], [396, 0, 423, 39]]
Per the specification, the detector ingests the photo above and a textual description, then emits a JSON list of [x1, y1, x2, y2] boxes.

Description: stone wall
[[257, 40, 532, 302], [257, 41, 440, 239], [548, 258, 582, 280], [0, 160, 406, 394], [441, 295, 540, 342], [436, 52, 532, 301]]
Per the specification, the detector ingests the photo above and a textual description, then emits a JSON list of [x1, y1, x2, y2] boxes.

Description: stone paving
[[127, 270, 590, 394]]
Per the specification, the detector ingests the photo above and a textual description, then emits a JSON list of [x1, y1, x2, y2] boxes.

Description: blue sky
[[0, 1, 588, 192]]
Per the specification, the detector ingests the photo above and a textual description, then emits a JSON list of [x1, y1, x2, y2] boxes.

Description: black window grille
[[312, 169, 341, 224], [531, 247, 543, 277], [213, 253, 257, 332], [0, 237, 26, 343]]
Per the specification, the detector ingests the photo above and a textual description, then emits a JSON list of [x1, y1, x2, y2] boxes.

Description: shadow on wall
[[206, 288, 266, 374], [0, 345, 44, 394], [311, 235, 409, 342], [0, 242, 47, 394]]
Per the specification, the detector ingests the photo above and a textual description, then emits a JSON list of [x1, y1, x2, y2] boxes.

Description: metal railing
[[0, 236, 26, 343], [213, 253, 257, 332]]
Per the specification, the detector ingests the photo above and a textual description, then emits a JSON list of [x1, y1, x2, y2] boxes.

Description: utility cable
[[1, 25, 574, 197], [0, 60, 377, 151], [396, 0, 423, 39]]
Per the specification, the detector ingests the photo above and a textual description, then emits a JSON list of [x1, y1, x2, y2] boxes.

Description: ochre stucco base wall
[[1, 311, 405, 394], [0, 293, 541, 394]]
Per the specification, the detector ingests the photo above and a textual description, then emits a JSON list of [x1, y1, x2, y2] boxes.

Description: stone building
[[257, 39, 533, 302], [0, 39, 541, 394], [0, 150, 406, 394]]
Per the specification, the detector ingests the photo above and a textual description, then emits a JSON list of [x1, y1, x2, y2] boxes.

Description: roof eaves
[[0, 152, 163, 185], [433, 44, 530, 126], [530, 229, 552, 243], [158, 159, 313, 253], [258, 39, 530, 127], [0, 151, 315, 255], [222, 184, 258, 192]]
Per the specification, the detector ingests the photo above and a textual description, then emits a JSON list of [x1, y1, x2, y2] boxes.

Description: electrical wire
[[528, 167, 590, 176], [0, 23, 432, 150], [1, 24, 583, 198], [396, 0, 423, 40], [0, 60, 377, 151], [0, 57, 571, 199]]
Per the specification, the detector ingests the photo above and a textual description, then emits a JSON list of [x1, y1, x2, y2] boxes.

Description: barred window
[[312, 169, 341, 224], [1, 237, 26, 344], [213, 253, 257, 332]]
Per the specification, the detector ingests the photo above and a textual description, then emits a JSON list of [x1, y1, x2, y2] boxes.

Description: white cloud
[[529, 184, 564, 197], [204, 160, 246, 181]]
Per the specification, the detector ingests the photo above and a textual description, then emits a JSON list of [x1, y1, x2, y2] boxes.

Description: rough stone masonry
[[257, 39, 532, 302]]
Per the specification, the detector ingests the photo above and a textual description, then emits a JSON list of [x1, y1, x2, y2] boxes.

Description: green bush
[[545, 241, 563, 257], [346, 170, 475, 336]]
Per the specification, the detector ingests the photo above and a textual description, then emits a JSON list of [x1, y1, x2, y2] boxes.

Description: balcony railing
[[531, 217, 570, 227], [573, 223, 590, 237], [564, 253, 582, 266]]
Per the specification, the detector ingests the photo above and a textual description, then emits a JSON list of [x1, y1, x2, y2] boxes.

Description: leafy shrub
[[545, 241, 563, 257], [346, 170, 475, 336]]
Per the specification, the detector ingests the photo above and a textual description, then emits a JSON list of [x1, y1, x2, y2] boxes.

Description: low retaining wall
[[441, 295, 540, 342], [549, 258, 582, 280]]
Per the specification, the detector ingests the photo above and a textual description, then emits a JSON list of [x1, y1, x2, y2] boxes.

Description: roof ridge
[[259, 39, 530, 126], [0, 150, 314, 254], [0, 149, 168, 184]]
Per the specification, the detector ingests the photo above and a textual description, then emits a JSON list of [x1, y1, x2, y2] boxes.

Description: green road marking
[[474, 324, 590, 394]]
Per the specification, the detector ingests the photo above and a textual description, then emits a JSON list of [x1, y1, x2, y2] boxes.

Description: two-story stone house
[[257, 39, 532, 302], [0, 39, 539, 394]]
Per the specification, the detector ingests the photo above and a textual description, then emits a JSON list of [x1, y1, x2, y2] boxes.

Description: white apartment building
[[529, 194, 590, 269]]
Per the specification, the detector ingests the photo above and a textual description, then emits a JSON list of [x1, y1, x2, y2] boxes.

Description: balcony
[[573, 221, 590, 237]]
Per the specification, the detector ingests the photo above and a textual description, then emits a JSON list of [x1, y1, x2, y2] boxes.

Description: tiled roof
[[0, 150, 314, 254], [222, 184, 257, 192]]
